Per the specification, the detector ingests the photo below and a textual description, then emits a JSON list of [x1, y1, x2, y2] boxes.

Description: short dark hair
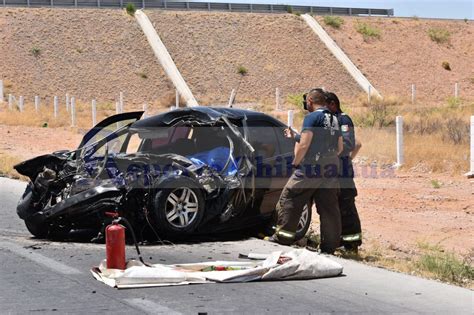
[[325, 92, 341, 112], [307, 88, 327, 105]]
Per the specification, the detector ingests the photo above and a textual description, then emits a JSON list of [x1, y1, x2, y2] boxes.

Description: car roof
[[131, 106, 286, 129]]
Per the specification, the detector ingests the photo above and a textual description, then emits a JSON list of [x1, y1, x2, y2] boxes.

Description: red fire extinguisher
[[106, 220, 126, 270]]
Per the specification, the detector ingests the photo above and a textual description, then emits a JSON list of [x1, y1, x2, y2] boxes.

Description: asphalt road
[[0, 177, 472, 314]]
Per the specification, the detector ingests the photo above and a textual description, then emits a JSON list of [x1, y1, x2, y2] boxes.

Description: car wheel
[[295, 203, 312, 241], [153, 177, 205, 236]]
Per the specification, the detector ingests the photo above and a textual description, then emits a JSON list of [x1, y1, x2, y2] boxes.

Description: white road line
[[125, 298, 182, 315], [0, 240, 82, 275]]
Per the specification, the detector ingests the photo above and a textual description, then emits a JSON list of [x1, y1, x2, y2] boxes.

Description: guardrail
[[1, 0, 394, 16]]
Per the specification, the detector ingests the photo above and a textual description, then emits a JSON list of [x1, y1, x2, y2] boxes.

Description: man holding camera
[[267, 88, 343, 254]]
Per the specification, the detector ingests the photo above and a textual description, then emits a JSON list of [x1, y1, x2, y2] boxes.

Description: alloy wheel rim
[[297, 204, 309, 233], [165, 188, 199, 228]]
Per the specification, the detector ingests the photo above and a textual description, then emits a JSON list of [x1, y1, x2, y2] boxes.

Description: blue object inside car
[[187, 146, 237, 176]]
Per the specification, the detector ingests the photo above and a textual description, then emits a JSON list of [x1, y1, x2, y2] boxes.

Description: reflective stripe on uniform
[[342, 233, 362, 242], [276, 229, 296, 240]]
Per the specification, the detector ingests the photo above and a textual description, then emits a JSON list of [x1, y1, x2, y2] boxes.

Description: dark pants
[[276, 156, 341, 253], [339, 157, 362, 248]]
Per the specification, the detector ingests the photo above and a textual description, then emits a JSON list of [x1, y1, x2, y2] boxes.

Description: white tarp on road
[[91, 249, 343, 289]]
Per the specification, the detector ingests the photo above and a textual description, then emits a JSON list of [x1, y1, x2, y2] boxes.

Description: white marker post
[[368, 85, 372, 104], [454, 82, 459, 98], [466, 116, 474, 178], [91, 99, 97, 127], [34, 95, 40, 112], [275, 88, 281, 111], [395, 116, 404, 167], [411, 84, 416, 104], [115, 101, 120, 115], [8, 94, 13, 110], [0, 80, 4, 103], [227, 89, 236, 108], [19, 96, 24, 112], [66, 93, 70, 113], [71, 97, 76, 127], [287, 110, 294, 128], [175, 89, 179, 108], [53, 96, 58, 118], [119, 92, 124, 113]]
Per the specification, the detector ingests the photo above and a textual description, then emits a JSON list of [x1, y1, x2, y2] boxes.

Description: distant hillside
[[1, 8, 472, 107], [317, 16, 474, 102], [146, 10, 361, 104], [0, 8, 175, 107]]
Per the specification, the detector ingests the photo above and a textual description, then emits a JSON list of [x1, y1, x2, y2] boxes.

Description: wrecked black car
[[14, 107, 311, 241]]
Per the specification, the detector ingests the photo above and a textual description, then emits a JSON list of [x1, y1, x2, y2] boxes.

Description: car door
[[246, 119, 286, 215]]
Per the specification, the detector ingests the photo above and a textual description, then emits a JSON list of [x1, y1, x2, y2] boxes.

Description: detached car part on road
[[14, 107, 311, 241]]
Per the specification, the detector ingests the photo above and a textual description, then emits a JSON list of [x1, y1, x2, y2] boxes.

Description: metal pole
[[454, 82, 459, 98], [175, 89, 179, 108], [287, 110, 294, 127], [19, 96, 24, 112], [0, 80, 3, 103], [53, 96, 58, 118], [71, 97, 76, 127], [411, 84, 416, 104], [8, 94, 13, 110], [66, 93, 70, 113], [467, 116, 474, 178], [368, 85, 372, 104], [396, 116, 404, 167], [91, 99, 97, 126], [34, 95, 39, 112], [115, 101, 120, 114]]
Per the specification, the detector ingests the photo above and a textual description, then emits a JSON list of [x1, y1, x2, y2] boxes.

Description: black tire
[[295, 203, 312, 241], [25, 218, 50, 239], [152, 177, 205, 236]]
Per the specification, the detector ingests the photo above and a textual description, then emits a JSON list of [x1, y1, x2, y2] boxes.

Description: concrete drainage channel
[[134, 9, 199, 107]]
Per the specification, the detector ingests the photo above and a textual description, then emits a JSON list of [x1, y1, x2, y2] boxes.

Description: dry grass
[[0, 101, 170, 129], [335, 240, 474, 288], [0, 152, 27, 180]]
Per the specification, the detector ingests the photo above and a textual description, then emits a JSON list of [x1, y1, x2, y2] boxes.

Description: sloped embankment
[[0, 8, 175, 106], [317, 16, 474, 102], [147, 10, 361, 104]]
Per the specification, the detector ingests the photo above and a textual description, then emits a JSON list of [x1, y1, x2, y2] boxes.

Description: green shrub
[[447, 96, 460, 108], [416, 243, 474, 285], [237, 66, 248, 76], [428, 28, 450, 44], [286, 93, 305, 110], [355, 22, 381, 40], [441, 61, 451, 71], [430, 179, 441, 189], [31, 47, 41, 57], [352, 97, 399, 128], [126, 3, 136, 16], [286, 5, 293, 14], [323, 16, 344, 29]]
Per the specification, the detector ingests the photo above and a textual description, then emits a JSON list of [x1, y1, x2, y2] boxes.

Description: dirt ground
[[1, 124, 472, 259]]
